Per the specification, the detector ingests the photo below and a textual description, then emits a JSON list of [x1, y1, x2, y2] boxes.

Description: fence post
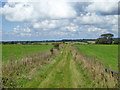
[[15, 60, 17, 65], [26, 58, 28, 62], [30, 58, 32, 64], [98, 64, 100, 73], [22, 59, 23, 65]]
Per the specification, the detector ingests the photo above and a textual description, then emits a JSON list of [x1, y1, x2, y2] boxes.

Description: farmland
[[2, 44, 53, 63], [75, 45, 118, 71], [2, 44, 118, 88]]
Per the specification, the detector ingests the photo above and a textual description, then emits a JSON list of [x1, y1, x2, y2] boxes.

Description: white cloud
[[2, 2, 35, 22], [61, 23, 78, 32], [1, 0, 77, 22], [13, 25, 32, 36], [33, 19, 70, 29], [85, 1, 118, 15], [74, 13, 118, 25]]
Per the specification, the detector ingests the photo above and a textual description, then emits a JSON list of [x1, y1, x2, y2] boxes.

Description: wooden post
[[26, 58, 28, 62], [22, 59, 23, 65], [15, 60, 17, 65], [105, 68, 107, 72], [111, 71, 114, 77], [30, 58, 32, 64], [98, 65, 100, 73]]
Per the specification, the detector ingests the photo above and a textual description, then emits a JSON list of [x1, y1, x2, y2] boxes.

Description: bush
[[50, 48, 53, 54], [95, 38, 112, 44], [54, 43, 59, 49]]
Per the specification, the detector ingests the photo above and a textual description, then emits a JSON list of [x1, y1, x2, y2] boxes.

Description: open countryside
[[1, 1, 119, 88], [2, 40, 118, 88]]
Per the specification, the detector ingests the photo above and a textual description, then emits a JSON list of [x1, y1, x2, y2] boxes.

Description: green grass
[[2, 44, 53, 63], [3, 44, 117, 88], [75, 45, 118, 71]]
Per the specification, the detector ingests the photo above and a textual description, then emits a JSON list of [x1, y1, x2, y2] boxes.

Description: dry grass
[[71, 45, 118, 88], [2, 47, 61, 88]]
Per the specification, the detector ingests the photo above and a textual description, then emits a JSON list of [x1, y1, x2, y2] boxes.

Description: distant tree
[[96, 33, 114, 44]]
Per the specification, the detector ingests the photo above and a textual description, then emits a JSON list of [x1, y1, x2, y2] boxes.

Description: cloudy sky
[[0, 0, 119, 41]]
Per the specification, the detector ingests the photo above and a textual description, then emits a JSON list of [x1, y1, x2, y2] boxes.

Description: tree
[[100, 33, 114, 39], [96, 33, 114, 44]]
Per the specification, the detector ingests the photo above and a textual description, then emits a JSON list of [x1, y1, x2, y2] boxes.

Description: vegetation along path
[[21, 44, 94, 88]]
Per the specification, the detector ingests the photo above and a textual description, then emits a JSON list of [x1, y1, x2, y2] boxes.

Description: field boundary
[[104, 67, 120, 74]]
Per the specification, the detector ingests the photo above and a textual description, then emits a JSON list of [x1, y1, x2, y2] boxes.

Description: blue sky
[[1, 0, 118, 41]]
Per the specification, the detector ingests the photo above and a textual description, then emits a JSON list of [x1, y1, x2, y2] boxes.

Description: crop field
[[2, 44, 53, 63], [2, 44, 118, 88]]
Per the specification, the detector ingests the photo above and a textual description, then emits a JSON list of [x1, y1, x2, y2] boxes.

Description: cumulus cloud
[[85, 1, 118, 15], [13, 25, 32, 36], [32, 19, 70, 30], [61, 23, 78, 32], [74, 13, 118, 25], [1, 0, 77, 22], [1, 0, 119, 40]]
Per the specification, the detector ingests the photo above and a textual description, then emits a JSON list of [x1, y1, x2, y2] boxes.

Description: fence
[[104, 67, 120, 78], [3, 47, 61, 71], [3, 51, 51, 70]]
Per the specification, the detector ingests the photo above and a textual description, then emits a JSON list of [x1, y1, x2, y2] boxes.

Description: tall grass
[[71, 46, 118, 88]]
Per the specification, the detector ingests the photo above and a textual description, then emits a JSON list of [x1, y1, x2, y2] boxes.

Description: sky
[[0, 0, 119, 41]]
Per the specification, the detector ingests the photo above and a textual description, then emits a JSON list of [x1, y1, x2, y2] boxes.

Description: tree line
[[1, 33, 119, 45]]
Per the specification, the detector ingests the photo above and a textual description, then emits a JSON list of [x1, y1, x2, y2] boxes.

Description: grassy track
[[75, 45, 118, 71], [38, 45, 72, 88], [2, 44, 53, 63], [16, 45, 93, 88]]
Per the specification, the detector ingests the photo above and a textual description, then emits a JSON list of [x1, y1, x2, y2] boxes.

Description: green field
[[75, 45, 118, 71], [2, 44, 53, 63], [3, 44, 117, 88]]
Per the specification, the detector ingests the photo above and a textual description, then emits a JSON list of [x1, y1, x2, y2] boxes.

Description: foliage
[[95, 38, 113, 44], [54, 43, 59, 49], [50, 48, 54, 54], [96, 33, 114, 44], [101, 33, 114, 39]]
